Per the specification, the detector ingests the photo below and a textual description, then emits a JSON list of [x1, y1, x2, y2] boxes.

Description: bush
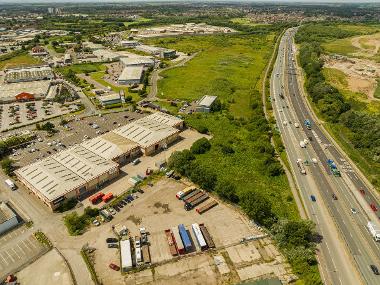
[[215, 179, 239, 203], [195, 125, 208, 134], [188, 162, 217, 191], [1, 158, 15, 176], [167, 150, 195, 175], [56, 198, 77, 212], [190, 138, 211, 154], [64, 212, 88, 235]]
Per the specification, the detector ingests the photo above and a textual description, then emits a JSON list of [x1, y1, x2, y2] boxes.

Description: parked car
[[332, 194, 337, 200], [108, 243, 119, 248], [106, 238, 118, 243], [92, 219, 100, 226], [370, 265, 379, 275], [132, 158, 140, 165], [310, 195, 316, 202], [109, 263, 120, 271]]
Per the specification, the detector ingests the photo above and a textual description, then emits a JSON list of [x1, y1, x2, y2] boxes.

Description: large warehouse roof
[[52, 145, 118, 181], [113, 117, 179, 148], [0, 80, 51, 102], [118, 66, 143, 82], [4, 65, 54, 83], [120, 57, 155, 67], [145, 112, 183, 127], [81, 132, 139, 161], [15, 157, 86, 202]]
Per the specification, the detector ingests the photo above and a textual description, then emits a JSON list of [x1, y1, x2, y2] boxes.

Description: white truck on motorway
[[5, 179, 17, 190], [367, 221, 380, 242], [299, 141, 306, 148]]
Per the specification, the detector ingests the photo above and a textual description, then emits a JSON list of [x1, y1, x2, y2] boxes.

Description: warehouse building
[[120, 57, 155, 68], [120, 40, 140, 48], [118, 65, 144, 85], [113, 116, 181, 155], [145, 112, 184, 129], [0, 80, 52, 103], [0, 202, 18, 235], [97, 93, 123, 107], [81, 132, 140, 164], [196, 95, 218, 113], [15, 146, 119, 210], [135, 44, 176, 59], [93, 49, 121, 61], [31, 46, 48, 56], [4, 66, 54, 83]]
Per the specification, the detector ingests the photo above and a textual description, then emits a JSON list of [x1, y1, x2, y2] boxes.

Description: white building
[[118, 66, 144, 85], [120, 57, 155, 68], [93, 49, 121, 61], [135, 44, 176, 59], [0, 202, 18, 235], [196, 95, 218, 113], [120, 40, 140, 48], [4, 66, 54, 83]]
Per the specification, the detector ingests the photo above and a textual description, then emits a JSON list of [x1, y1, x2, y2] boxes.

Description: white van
[[5, 179, 17, 190]]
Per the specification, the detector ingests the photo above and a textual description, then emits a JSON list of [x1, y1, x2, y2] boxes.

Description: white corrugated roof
[[81, 132, 138, 161], [120, 57, 154, 67], [113, 116, 179, 148], [52, 145, 118, 181], [144, 112, 183, 127], [15, 157, 86, 202], [198, 95, 217, 107]]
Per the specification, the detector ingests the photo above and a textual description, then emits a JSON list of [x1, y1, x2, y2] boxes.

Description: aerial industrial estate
[[0, 2, 380, 285]]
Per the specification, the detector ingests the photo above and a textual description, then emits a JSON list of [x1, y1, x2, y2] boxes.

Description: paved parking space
[[0, 101, 71, 132], [12, 110, 144, 167], [0, 233, 47, 278], [0, 226, 27, 243]]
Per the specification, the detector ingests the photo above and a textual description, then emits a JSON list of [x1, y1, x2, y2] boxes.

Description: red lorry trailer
[[102, 193, 114, 203], [89, 192, 104, 204], [183, 191, 204, 204], [164, 229, 178, 256], [196, 200, 218, 214], [185, 194, 209, 211], [199, 223, 215, 248]]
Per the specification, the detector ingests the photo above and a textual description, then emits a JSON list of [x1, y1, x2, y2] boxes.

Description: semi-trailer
[[367, 221, 380, 242], [172, 226, 185, 254], [185, 194, 209, 211], [142, 245, 151, 264], [164, 229, 178, 256], [196, 200, 218, 214], [120, 239, 133, 272], [181, 189, 201, 202], [183, 191, 205, 204], [176, 186, 197, 199], [199, 223, 215, 248], [102, 192, 113, 203], [89, 192, 104, 204], [192, 223, 208, 250], [178, 224, 192, 252]]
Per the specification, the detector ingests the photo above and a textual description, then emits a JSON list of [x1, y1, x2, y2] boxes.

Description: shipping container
[[185, 194, 209, 211], [171, 226, 185, 254], [192, 223, 208, 250], [120, 239, 133, 272], [142, 245, 151, 264], [183, 191, 204, 204], [182, 189, 201, 202], [102, 193, 113, 203], [199, 224, 215, 248], [176, 186, 197, 199], [178, 224, 192, 252], [196, 200, 218, 214], [164, 229, 178, 256], [89, 192, 104, 204]]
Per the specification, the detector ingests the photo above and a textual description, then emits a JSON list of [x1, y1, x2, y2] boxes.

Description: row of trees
[[296, 24, 380, 182]]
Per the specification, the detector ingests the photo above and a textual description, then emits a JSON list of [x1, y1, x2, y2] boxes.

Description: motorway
[[271, 28, 380, 285]]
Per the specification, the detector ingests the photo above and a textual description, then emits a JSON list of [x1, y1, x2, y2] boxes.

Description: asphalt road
[[271, 28, 380, 285]]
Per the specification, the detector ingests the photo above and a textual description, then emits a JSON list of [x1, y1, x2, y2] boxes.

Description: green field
[[0, 53, 41, 70], [59, 63, 106, 74], [375, 80, 380, 99], [230, 17, 270, 27], [145, 34, 274, 118], [322, 38, 359, 55], [124, 17, 151, 27]]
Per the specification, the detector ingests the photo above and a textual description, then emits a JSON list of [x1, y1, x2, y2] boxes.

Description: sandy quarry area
[[324, 54, 380, 100], [351, 32, 380, 58]]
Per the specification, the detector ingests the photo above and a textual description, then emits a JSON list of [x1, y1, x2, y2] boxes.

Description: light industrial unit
[[117, 65, 144, 85], [120, 57, 155, 68], [196, 95, 218, 113], [15, 146, 119, 210], [4, 65, 54, 83]]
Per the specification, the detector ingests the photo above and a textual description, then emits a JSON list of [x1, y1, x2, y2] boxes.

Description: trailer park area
[[87, 178, 295, 285]]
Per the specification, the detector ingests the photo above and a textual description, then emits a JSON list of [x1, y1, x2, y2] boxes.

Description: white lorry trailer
[[367, 221, 380, 242], [299, 141, 306, 148]]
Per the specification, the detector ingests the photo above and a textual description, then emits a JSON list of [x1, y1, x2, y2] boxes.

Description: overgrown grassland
[[375, 80, 380, 99], [58, 63, 106, 74], [145, 34, 274, 118], [0, 53, 41, 70], [322, 38, 359, 55]]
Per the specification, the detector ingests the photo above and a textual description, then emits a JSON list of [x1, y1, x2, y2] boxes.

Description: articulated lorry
[[367, 221, 380, 242]]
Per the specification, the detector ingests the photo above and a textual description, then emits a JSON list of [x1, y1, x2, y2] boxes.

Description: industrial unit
[[0, 80, 52, 103], [97, 93, 123, 107], [0, 202, 18, 235], [113, 115, 180, 155], [135, 44, 176, 59], [4, 66, 54, 83], [196, 95, 218, 113], [117, 65, 144, 85], [15, 146, 119, 210], [144, 112, 184, 129], [93, 49, 121, 61], [120, 57, 155, 68]]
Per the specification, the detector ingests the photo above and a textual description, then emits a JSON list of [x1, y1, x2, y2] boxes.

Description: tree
[[271, 219, 316, 248], [168, 150, 195, 175], [125, 95, 133, 102], [239, 191, 276, 227], [215, 179, 239, 203], [210, 98, 222, 112], [190, 138, 211, 154], [40, 122, 56, 133], [189, 162, 217, 191], [1, 158, 14, 176]]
